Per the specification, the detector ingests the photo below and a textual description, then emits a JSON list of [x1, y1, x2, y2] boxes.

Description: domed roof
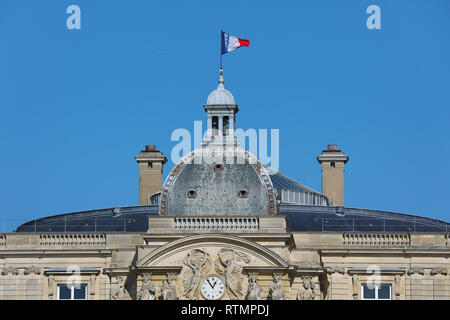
[[159, 144, 277, 216], [206, 74, 235, 105]]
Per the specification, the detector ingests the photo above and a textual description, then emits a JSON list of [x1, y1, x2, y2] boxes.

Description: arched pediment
[[135, 234, 288, 268]]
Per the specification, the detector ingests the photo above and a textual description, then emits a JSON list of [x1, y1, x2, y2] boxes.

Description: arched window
[[223, 116, 229, 135]]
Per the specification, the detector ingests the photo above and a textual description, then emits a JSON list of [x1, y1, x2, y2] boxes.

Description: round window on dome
[[238, 189, 249, 198], [187, 189, 197, 199]]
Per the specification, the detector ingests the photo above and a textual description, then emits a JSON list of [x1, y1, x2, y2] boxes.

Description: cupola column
[[207, 115, 212, 137], [229, 117, 234, 134], [218, 116, 223, 136]]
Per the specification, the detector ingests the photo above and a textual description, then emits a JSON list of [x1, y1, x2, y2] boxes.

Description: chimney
[[317, 145, 349, 206], [135, 145, 167, 205]]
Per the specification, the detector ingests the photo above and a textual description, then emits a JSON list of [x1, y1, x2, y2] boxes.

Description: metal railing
[[313, 217, 449, 233], [4, 218, 134, 233]]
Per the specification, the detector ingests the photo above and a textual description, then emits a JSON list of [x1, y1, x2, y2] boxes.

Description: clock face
[[200, 276, 225, 300]]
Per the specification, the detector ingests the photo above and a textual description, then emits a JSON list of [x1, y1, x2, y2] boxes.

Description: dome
[[159, 144, 277, 216], [206, 75, 235, 105]]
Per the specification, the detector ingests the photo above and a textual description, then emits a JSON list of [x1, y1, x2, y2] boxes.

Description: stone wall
[[0, 230, 448, 300]]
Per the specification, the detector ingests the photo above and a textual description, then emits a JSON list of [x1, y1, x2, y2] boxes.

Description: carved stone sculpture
[[407, 267, 425, 275], [430, 267, 448, 276], [181, 249, 211, 299], [137, 276, 158, 300], [1, 265, 19, 275], [297, 278, 316, 300], [267, 274, 285, 300], [160, 275, 178, 300], [215, 249, 251, 300], [245, 274, 263, 300], [111, 276, 131, 300], [24, 266, 41, 275]]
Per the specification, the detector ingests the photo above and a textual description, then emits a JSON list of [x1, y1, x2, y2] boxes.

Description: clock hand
[[207, 278, 214, 288]]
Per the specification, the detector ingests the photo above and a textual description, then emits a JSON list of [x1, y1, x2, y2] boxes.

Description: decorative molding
[[326, 266, 346, 274], [394, 275, 401, 298], [103, 267, 132, 277], [348, 267, 405, 276], [136, 234, 288, 268], [132, 266, 182, 275], [351, 275, 359, 300], [0, 234, 5, 246], [24, 265, 42, 275], [430, 267, 448, 276], [90, 275, 96, 296], [252, 161, 278, 215], [48, 276, 54, 299], [1, 265, 19, 275], [44, 267, 101, 276], [406, 267, 425, 276], [243, 266, 290, 275]]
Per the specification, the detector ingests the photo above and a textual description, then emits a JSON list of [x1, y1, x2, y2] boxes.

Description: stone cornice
[[348, 267, 406, 275], [136, 233, 289, 268], [0, 249, 112, 257], [44, 267, 101, 276], [319, 249, 450, 255], [131, 266, 182, 275]]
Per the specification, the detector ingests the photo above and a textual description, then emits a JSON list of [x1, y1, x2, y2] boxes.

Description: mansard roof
[[15, 204, 449, 233]]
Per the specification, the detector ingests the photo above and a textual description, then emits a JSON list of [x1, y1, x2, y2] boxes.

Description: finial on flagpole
[[219, 67, 224, 83], [219, 53, 224, 83]]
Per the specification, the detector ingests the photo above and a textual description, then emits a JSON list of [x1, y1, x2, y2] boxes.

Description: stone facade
[[2, 73, 449, 301], [0, 218, 448, 300]]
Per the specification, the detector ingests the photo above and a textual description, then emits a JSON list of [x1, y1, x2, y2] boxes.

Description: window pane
[[58, 285, 72, 300], [74, 285, 87, 300], [378, 285, 391, 299], [362, 284, 376, 299]]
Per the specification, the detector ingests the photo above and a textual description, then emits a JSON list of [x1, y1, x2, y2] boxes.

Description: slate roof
[[15, 204, 449, 233]]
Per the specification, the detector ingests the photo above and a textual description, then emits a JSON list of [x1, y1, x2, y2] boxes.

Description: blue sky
[[0, 0, 449, 231]]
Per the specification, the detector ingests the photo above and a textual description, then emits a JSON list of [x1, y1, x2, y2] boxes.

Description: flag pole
[[220, 30, 223, 76]]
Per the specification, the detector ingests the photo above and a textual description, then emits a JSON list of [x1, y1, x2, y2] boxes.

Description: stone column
[[229, 117, 234, 136], [207, 115, 212, 137], [218, 116, 223, 136]]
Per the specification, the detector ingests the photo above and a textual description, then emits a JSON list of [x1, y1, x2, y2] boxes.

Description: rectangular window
[[361, 284, 391, 300], [57, 284, 87, 300]]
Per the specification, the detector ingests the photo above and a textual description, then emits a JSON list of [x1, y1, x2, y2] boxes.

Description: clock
[[200, 275, 225, 300]]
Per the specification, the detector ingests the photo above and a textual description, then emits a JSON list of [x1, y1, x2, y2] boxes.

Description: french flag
[[221, 31, 250, 54]]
